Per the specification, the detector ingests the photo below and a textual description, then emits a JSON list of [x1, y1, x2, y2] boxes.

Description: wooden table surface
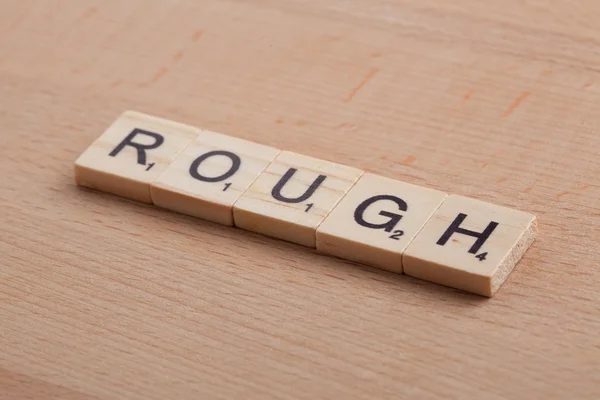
[[1, 1, 599, 398]]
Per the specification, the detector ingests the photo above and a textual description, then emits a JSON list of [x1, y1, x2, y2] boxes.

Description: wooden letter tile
[[233, 151, 363, 247], [316, 174, 447, 273], [403, 195, 537, 297], [74, 111, 199, 203], [150, 131, 280, 226]]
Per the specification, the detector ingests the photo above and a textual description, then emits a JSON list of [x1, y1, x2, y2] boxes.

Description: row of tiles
[[75, 111, 537, 297]]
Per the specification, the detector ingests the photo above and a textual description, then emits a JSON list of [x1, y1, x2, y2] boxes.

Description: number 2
[[389, 230, 404, 240]]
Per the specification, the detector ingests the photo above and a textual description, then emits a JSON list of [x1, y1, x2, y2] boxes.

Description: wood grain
[[0, 0, 599, 398]]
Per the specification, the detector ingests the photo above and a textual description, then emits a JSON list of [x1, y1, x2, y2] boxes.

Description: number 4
[[476, 252, 488, 261]]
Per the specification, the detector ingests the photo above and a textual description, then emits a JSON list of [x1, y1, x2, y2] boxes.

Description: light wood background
[[1, 1, 599, 399]]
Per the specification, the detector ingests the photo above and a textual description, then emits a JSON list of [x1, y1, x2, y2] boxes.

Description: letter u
[[271, 168, 327, 204]]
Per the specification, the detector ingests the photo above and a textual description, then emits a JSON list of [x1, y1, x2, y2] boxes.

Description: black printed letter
[[354, 195, 408, 232], [109, 128, 164, 165], [271, 168, 327, 203], [436, 213, 499, 254], [189, 151, 241, 182]]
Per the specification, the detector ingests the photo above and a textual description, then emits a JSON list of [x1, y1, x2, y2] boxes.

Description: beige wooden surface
[[1, 0, 599, 398]]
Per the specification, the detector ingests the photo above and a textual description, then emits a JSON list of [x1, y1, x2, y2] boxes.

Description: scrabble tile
[[233, 151, 363, 247], [74, 111, 199, 203], [316, 173, 447, 273], [403, 195, 537, 297], [150, 131, 280, 226]]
